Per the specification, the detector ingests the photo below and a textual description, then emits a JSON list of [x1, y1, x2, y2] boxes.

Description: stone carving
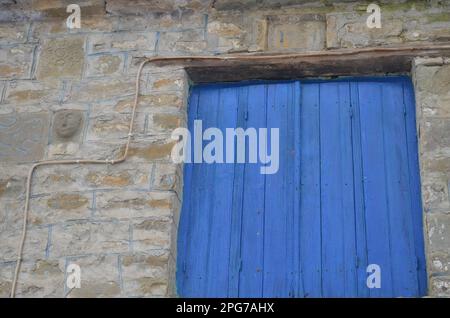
[[53, 110, 83, 139], [0, 112, 50, 163]]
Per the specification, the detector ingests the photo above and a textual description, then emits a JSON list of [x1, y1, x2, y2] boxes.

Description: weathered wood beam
[[146, 43, 450, 82]]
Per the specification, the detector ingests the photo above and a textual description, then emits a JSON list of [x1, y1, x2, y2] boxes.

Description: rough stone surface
[[413, 58, 450, 297], [0, 45, 34, 79], [36, 37, 85, 81], [0, 112, 50, 163]]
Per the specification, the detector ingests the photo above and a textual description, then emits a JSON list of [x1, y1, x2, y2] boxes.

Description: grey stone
[[95, 190, 175, 220], [65, 254, 121, 298], [0, 45, 34, 79], [427, 213, 450, 254], [53, 110, 84, 141], [0, 112, 50, 163], [51, 221, 129, 257]]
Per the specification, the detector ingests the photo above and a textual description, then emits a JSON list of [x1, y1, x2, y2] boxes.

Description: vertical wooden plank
[[204, 86, 239, 297], [291, 81, 303, 297], [176, 88, 199, 296], [339, 82, 359, 297], [381, 80, 419, 297], [350, 82, 370, 297], [299, 83, 322, 297], [263, 82, 290, 297], [184, 86, 219, 297], [238, 83, 267, 297], [357, 82, 394, 297], [320, 82, 357, 296], [403, 79, 428, 296], [228, 86, 247, 297]]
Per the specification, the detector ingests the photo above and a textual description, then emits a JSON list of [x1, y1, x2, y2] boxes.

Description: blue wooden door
[[177, 77, 427, 297]]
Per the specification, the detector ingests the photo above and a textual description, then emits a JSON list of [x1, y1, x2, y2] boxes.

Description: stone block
[[95, 190, 175, 219], [51, 221, 129, 257], [120, 250, 169, 297], [88, 32, 157, 54], [427, 213, 450, 254], [36, 37, 85, 81], [132, 218, 172, 251], [147, 112, 183, 135], [0, 166, 26, 201], [0, 226, 49, 262], [420, 118, 450, 155], [207, 14, 249, 53], [15, 259, 65, 298], [422, 177, 450, 212], [128, 138, 177, 162], [65, 254, 120, 297], [4, 80, 60, 105], [31, 17, 114, 39], [64, 77, 136, 103], [151, 163, 180, 192], [326, 13, 404, 48], [0, 112, 50, 163], [0, 45, 34, 79], [86, 54, 125, 77], [267, 14, 326, 52], [0, 262, 13, 298], [158, 30, 207, 54], [430, 276, 450, 297], [29, 192, 92, 226], [430, 253, 450, 275], [32, 163, 152, 194], [0, 23, 28, 44], [86, 112, 145, 141], [31, 0, 106, 17]]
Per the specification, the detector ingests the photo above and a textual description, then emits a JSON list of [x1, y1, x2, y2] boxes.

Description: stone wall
[[0, 0, 449, 297], [413, 57, 450, 297]]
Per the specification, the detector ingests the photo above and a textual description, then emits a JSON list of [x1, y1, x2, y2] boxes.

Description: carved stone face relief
[[54, 110, 83, 139]]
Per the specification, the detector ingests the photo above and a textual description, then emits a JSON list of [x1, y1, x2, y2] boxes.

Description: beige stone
[[0, 227, 49, 262], [121, 250, 169, 297], [0, 112, 50, 163], [15, 259, 65, 298], [0, 23, 28, 44], [95, 190, 175, 219], [51, 221, 129, 257], [268, 14, 326, 52], [86, 54, 125, 77], [65, 77, 136, 102], [37, 37, 85, 81], [88, 32, 157, 54], [4, 80, 59, 105], [132, 218, 172, 251], [0, 45, 34, 79], [65, 254, 121, 298], [29, 192, 92, 225]]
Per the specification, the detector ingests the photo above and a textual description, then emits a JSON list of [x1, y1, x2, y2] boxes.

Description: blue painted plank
[[320, 82, 357, 297], [357, 82, 394, 297], [263, 83, 290, 297], [403, 79, 428, 296], [238, 84, 267, 297], [381, 81, 419, 297], [228, 86, 247, 297], [185, 87, 220, 297], [299, 83, 322, 297], [350, 82, 370, 297], [204, 87, 239, 297]]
